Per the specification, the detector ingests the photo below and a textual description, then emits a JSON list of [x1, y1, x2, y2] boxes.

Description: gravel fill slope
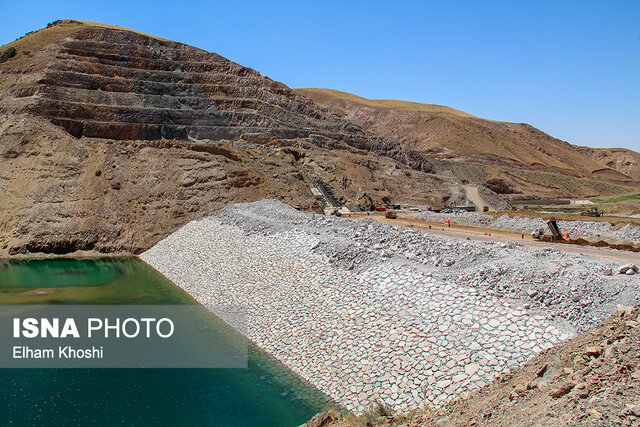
[[141, 200, 639, 413]]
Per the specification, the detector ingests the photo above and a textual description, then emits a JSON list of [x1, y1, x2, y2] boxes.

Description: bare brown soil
[[489, 211, 640, 228], [345, 212, 528, 240]]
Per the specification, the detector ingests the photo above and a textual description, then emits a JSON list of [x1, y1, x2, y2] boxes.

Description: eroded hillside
[[297, 88, 639, 199], [576, 146, 640, 182]]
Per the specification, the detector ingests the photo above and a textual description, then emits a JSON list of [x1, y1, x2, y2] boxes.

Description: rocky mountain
[[297, 88, 639, 198], [1, 21, 394, 157], [0, 20, 491, 256]]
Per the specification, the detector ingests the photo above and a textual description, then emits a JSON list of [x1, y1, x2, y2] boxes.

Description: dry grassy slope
[[0, 19, 169, 55], [297, 89, 636, 190], [298, 88, 477, 118], [576, 146, 640, 182], [485, 166, 637, 200]]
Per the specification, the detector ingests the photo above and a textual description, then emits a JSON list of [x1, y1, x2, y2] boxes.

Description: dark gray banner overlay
[[0, 305, 247, 368]]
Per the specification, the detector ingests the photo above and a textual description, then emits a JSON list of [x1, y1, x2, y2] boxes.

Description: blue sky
[[1, 0, 638, 151]]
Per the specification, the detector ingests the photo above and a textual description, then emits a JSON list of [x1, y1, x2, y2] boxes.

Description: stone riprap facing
[[415, 211, 640, 242], [141, 200, 639, 413]]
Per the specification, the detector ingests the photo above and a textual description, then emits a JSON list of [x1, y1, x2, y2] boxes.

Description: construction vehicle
[[357, 194, 375, 211], [381, 196, 400, 210], [546, 218, 562, 239], [580, 206, 602, 217], [531, 219, 565, 240], [531, 228, 545, 239], [356, 193, 389, 212], [227, 130, 242, 149]]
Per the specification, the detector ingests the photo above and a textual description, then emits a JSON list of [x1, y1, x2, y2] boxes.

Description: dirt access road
[[344, 212, 640, 264]]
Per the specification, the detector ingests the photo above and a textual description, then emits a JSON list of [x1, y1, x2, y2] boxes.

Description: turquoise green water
[[0, 258, 335, 426], [0, 258, 122, 288]]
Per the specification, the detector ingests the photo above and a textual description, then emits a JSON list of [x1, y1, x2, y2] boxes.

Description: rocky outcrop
[[31, 28, 357, 143], [0, 21, 436, 173], [0, 46, 16, 63], [0, 113, 300, 255]]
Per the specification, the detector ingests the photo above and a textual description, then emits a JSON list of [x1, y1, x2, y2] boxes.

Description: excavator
[[227, 130, 243, 149], [357, 193, 391, 213], [357, 194, 375, 211], [382, 196, 401, 210]]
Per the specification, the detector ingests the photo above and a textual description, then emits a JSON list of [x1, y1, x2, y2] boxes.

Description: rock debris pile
[[141, 200, 639, 413], [414, 210, 494, 227], [415, 211, 640, 241]]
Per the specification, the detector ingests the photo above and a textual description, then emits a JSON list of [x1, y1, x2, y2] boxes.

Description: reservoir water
[[0, 258, 334, 426]]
